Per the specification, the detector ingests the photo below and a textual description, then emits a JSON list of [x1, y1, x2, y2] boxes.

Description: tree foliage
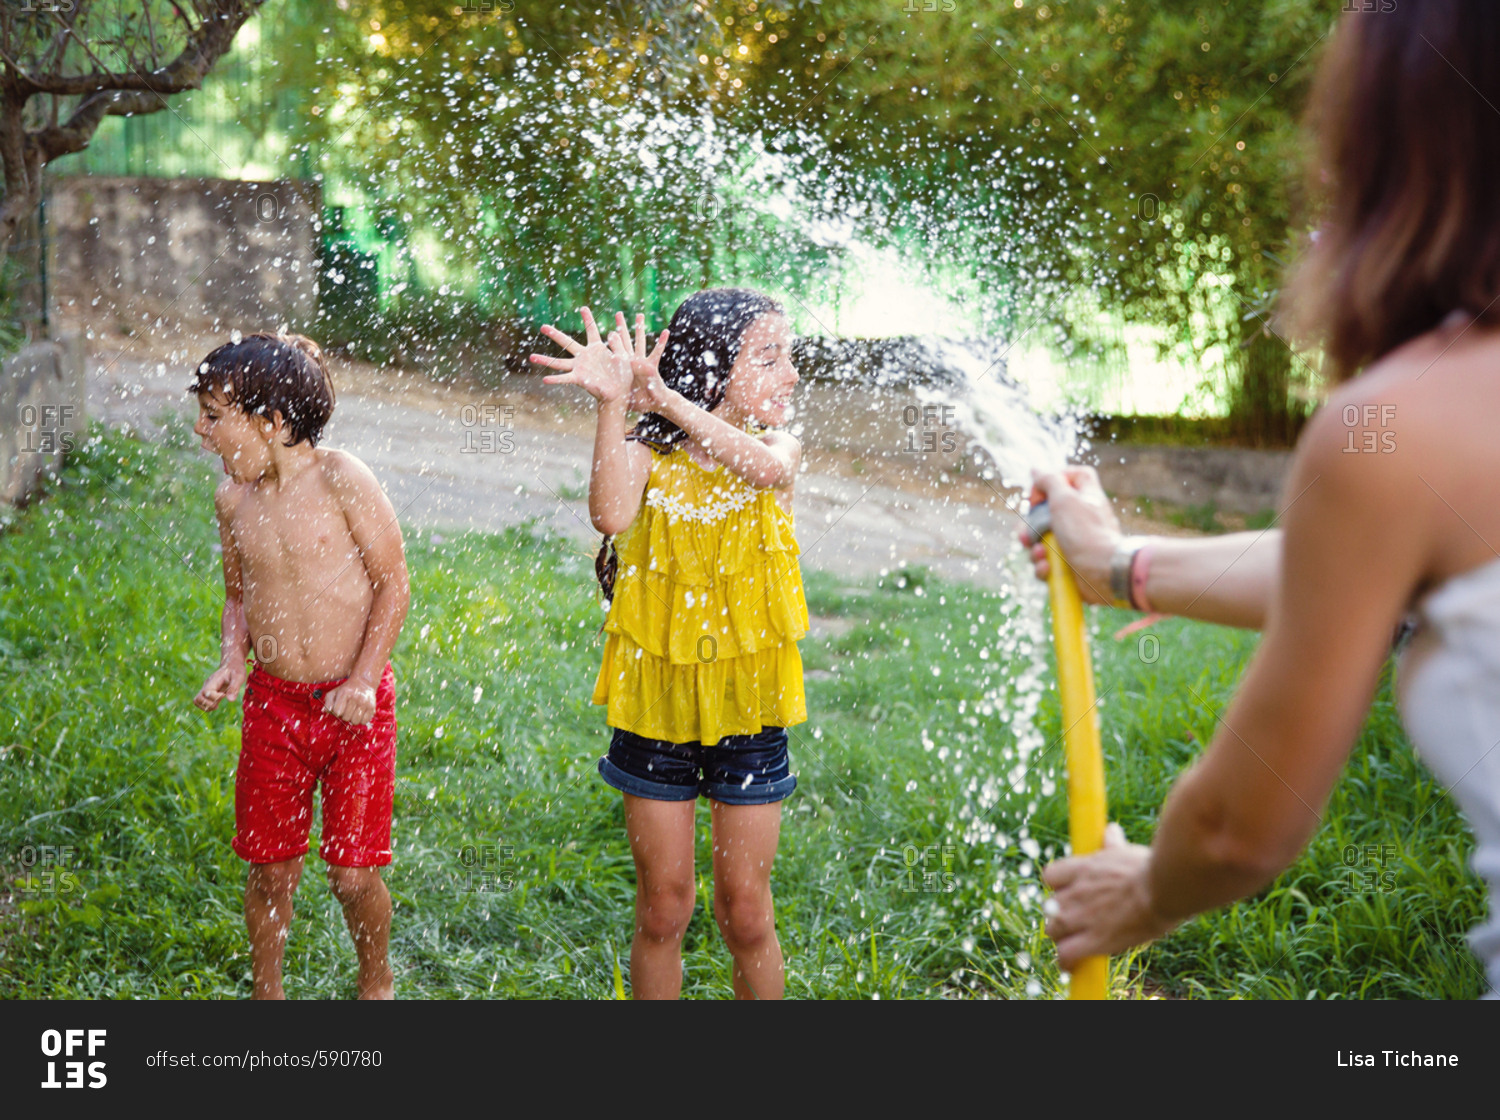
[[18, 1, 1344, 432], [730, 0, 1338, 438], [300, 0, 842, 345], [0, 1, 263, 254]]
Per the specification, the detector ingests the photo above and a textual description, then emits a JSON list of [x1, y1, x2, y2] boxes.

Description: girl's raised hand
[[530, 306, 632, 404], [609, 312, 671, 412]]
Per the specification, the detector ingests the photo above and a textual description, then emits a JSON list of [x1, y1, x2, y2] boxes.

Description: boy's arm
[[322, 452, 411, 724], [194, 481, 252, 711]]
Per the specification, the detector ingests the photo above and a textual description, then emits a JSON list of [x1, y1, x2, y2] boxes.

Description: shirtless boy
[[189, 333, 410, 1000]]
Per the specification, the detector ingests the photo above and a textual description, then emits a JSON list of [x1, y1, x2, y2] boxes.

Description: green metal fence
[[62, 6, 313, 183]]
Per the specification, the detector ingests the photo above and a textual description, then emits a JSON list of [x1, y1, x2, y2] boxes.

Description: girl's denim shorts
[[598, 725, 797, 806]]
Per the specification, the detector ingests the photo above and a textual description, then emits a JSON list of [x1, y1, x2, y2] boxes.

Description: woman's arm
[[1042, 393, 1430, 967], [1143, 533, 1281, 630], [1023, 466, 1281, 629]]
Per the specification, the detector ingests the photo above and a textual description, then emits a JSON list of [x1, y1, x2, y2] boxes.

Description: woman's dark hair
[[596, 287, 785, 601], [188, 332, 336, 447], [1283, 3, 1500, 381]]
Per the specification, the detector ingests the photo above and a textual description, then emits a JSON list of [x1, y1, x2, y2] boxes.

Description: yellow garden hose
[[1030, 501, 1109, 1000]]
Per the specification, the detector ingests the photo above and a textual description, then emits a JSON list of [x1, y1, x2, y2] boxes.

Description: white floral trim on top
[[646, 481, 758, 524]]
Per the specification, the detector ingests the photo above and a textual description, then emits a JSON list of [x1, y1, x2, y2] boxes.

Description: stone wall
[[1094, 443, 1293, 515], [48, 176, 321, 330], [1, 338, 86, 507]]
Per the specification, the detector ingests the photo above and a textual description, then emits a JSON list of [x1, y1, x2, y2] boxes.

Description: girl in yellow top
[[531, 289, 806, 999]]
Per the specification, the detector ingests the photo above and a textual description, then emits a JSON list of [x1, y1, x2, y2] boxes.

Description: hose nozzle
[[1025, 499, 1052, 541]]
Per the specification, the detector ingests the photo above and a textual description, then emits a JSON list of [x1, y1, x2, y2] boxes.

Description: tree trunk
[[1229, 323, 1303, 447], [0, 2, 265, 269]]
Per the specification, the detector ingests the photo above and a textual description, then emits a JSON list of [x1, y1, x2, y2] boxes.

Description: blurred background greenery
[[54, 0, 1337, 441]]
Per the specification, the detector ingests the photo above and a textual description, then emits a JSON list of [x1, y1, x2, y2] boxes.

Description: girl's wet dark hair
[[630, 287, 784, 451], [1284, 2, 1500, 381], [596, 287, 785, 601], [188, 332, 336, 447]]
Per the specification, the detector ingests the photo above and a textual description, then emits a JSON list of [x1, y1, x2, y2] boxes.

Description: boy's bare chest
[[231, 487, 359, 580]]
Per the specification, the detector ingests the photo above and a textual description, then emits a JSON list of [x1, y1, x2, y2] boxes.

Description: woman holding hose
[[1024, 1, 1500, 995]]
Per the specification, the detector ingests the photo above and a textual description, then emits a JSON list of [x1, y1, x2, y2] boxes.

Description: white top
[[1397, 555, 1500, 996]]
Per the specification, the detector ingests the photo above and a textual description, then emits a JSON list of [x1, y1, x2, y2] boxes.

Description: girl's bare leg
[[623, 793, 697, 999], [710, 800, 784, 1000], [245, 856, 304, 999]]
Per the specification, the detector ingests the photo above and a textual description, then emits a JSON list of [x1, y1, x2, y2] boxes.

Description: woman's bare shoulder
[[1351, 316, 1500, 396], [1292, 322, 1500, 583], [1304, 322, 1500, 462]]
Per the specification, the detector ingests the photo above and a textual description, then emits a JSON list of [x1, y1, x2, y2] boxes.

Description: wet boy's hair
[[188, 333, 336, 447]]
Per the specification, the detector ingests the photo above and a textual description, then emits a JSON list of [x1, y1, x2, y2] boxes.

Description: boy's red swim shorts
[[232, 663, 397, 868]]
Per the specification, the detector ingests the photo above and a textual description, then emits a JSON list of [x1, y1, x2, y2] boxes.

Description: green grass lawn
[[0, 425, 1487, 998]]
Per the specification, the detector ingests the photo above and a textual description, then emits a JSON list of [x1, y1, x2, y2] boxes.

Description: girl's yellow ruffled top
[[593, 442, 809, 745]]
